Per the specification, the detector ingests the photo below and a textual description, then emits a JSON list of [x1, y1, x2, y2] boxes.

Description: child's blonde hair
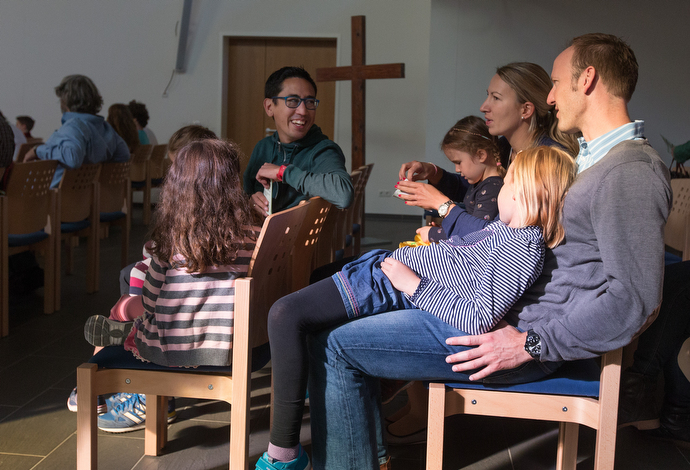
[[441, 116, 505, 177], [511, 146, 577, 248]]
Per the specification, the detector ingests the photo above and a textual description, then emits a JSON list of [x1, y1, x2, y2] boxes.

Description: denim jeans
[[307, 308, 560, 470]]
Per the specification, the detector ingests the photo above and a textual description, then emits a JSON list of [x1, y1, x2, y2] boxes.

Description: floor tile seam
[[27, 431, 75, 470], [675, 445, 690, 465], [0, 405, 24, 424], [0, 451, 46, 458]]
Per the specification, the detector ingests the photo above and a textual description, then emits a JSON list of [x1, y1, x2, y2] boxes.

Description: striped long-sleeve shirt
[[390, 220, 545, 335], [126, 237, 256, 367]]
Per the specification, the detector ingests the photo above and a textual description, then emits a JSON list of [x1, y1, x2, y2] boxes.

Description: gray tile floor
[[1, 209, 689, 469]]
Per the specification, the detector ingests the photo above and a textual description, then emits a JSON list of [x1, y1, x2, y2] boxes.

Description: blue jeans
[[307, 309, 560, 470]]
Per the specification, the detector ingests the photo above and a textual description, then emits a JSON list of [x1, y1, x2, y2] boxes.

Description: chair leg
[[145, 394, 167, 456], [425, 383, 446, 470], [556, 422, 579, 470], [77, 364, 98, 470]]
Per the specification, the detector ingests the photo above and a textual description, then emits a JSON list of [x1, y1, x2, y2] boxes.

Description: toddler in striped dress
[[257, 146, 577, 470]]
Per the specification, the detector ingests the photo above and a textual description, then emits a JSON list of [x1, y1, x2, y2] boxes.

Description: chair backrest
[[130, 144, 153, 182], [5, 160, 58, 234], [665, 178, 690, 260], [292, 197, 332, 291], [148, 144, 169, 180], [353, 163, 374, 225], [99, 162, 131, 213], [58, 164, 101, 223], [14, 143, 34, 162], [245, 201, 309, 348]]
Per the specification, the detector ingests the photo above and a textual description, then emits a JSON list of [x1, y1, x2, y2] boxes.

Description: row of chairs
[[76, 196, 332, 470], [130, 144, 170, 225], [0, 160, 131, 337], [426, 178, 690, 470], [314, 163, 374, 267]]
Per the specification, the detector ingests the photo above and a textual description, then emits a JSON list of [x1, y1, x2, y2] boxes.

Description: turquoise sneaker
[[255, 445, 310, 470]]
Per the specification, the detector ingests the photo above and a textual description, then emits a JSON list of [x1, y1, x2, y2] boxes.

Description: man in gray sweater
[[306, 33, 672, 469]]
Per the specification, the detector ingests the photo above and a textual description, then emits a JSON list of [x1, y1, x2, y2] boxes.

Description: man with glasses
[[244, 66, 353, 217]]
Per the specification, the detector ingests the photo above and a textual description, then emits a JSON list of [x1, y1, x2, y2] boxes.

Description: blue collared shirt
[[576, 120, 645, 173]]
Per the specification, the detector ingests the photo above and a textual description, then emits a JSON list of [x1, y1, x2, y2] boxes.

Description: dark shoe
[[618, 370, 660, 430], [380, 379, 412, 405], [645, 408, 690, 448], [84, 315, 134, 347]]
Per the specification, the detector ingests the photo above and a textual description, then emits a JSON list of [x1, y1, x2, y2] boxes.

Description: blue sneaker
[[97, 394, 177, 433], [67, 387, 107, 414], [255, 445, 310, 470]]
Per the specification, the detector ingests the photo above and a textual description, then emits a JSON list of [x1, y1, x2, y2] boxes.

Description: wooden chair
[[351, 163, 374, 256], [142, 144, 168, 225], [426, 349, 625, 470], [664, 178, 690, 261], [0, 160, 58, 337], [98, 162, 131, 283], [15, 142, 35, 162], [291, 197, 332, 291], [76, 200, 310, 470], [56, 164, 101, 307], [129, 144, 153, 223]]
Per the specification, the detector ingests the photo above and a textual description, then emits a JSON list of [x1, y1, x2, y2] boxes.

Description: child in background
[[15, 115, 35, 139], [257, 146, 577, 470]]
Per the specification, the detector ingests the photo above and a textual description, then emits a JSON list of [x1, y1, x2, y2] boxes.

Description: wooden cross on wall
[[316, 15, 405, 171]]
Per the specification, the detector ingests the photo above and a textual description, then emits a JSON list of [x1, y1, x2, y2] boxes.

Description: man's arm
[[282, 143, 353, 209], [35, 120, 88, 169]]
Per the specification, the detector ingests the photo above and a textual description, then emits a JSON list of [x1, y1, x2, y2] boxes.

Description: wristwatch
[[524, 329, 542, 360], [437, 200, 454, 218]]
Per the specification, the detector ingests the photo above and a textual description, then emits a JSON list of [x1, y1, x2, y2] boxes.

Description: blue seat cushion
[[151, 178, 164, 186], [665, 251, 682, 265], [352, 223, 361, 235], [61, 218, 90, 233], [89, 341, 271, 374], [440, 358, 601, 398], [131, 180, 146, 189], [8, 230, 49, 247], [100, 211, 126, 223]]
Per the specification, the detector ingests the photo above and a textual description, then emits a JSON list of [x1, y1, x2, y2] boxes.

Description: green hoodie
[[243, 125, 353, 211]]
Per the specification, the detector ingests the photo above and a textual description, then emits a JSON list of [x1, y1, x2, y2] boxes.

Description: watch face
[[438, 201, 451, 217]]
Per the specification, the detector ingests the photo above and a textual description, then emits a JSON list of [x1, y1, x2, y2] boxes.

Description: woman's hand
[[395, 180, 449, 211], [399, 160, 443, 184], [380, 257, 420, 296]]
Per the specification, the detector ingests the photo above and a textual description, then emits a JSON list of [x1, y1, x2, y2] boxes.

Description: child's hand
[[381, 257, 420, 296], [415, 225, 435, 242]]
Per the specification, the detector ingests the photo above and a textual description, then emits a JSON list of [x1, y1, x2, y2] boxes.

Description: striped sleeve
[[409, 235, 545, 335], [142, 256, 167, 315]]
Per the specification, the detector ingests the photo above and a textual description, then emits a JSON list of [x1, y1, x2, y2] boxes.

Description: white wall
[[0, 0, 431, 215], [425, 0, 690, 180], [2, 1, 687, 216]]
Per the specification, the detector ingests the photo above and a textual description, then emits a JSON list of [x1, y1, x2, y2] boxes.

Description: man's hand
[[250, 192, 269, 218], [23, 147, 38, 162], [255, 163, 281, 189], [380, 257, 420, 296], [445, 321, 532, 381], [395, 180, 450, 211]]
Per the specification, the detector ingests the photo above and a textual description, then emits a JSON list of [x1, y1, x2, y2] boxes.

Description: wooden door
[[225, 37, 337, 178]]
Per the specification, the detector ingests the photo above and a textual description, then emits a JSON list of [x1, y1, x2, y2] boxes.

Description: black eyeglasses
[[272, 96, 319, 110]]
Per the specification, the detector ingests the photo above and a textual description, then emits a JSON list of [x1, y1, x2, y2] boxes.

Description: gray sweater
[[506, 140, 672, 362]]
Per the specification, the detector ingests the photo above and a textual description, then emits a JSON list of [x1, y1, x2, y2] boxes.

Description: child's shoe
[[255, 445, 310, 470], [66, 387, 107, 414], [84, 315, 133, 347], [97, 393, 177, 433]]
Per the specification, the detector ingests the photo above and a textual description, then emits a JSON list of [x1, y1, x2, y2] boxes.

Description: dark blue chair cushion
[[151, 178, 164, 186], [61, 218, 90, 233], [440, 358, 601, 398], [100, 211, 126, 223], [352, 223, 361, 235], [131, 181, 146, 189], [89, 341, 271, 374], [8, 230, 49, 247]]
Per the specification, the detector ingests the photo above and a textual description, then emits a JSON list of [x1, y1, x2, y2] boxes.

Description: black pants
[[631, 260, 690, 409], [268, 278, 348, 447]]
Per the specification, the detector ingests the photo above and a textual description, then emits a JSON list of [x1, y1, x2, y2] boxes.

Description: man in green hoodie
[[243, 67, 353, 217]]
